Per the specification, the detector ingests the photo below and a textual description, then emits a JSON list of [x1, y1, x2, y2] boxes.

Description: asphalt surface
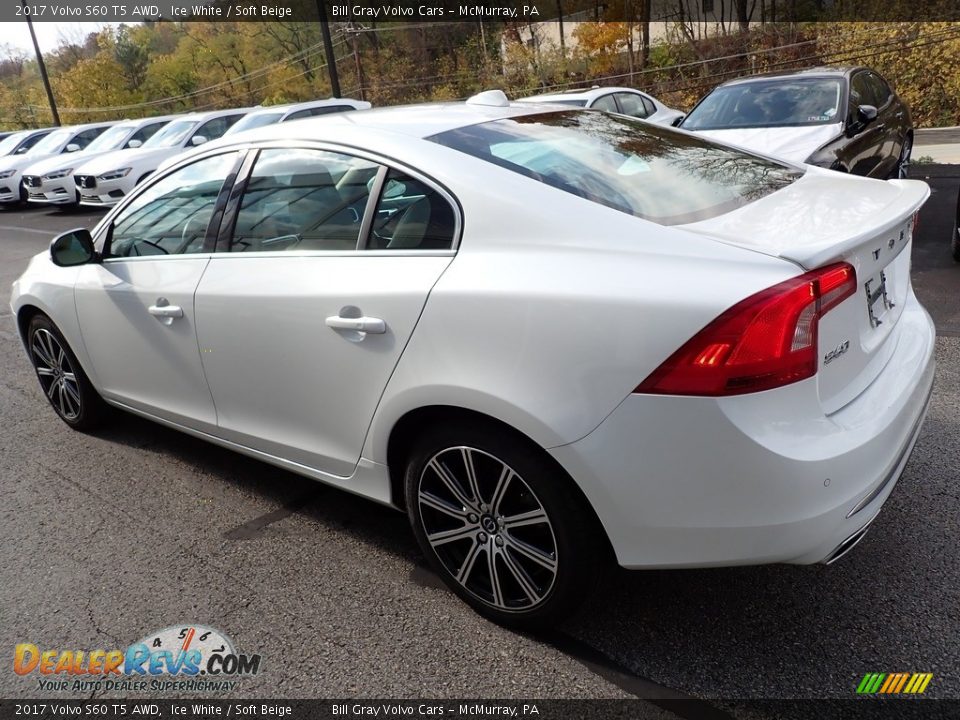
[[0, 170, 958, 714]]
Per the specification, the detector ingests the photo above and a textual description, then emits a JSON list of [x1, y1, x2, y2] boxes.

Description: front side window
[[70, 127, 107, 151], [85, 124, 135, 153], [27, 128, 73, 156], [193, 116, 240, 144], [431, 110, 800, 226], [228, 148, 379, 252], [143, 119, 196, 148], [109, 152, 240, 257], [129, 121, 168, 146], [683, 78, 844, 130]]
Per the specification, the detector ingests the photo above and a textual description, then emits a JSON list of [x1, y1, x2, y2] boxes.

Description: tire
[[404, 422, 607, 628], [895, 135, 912, 179], [26, 314, 108, 431]]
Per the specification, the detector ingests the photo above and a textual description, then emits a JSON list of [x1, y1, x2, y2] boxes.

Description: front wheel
[[896, 135, 912, 179], [404, 423, 607, 628], [27, 314, 107, 430], [952, 220, 960, 262]]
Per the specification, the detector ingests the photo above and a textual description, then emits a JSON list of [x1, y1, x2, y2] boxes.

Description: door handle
[[148, 299, 184, 325], [325, 315, 386, 334]]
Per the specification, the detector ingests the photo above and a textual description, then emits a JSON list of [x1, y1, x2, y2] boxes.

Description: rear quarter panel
[[360, 156, 802, 463]]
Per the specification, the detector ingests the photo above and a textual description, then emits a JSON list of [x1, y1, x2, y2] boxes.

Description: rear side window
[[614, 92, 651, 119], [365, 169, 457, 250], [591, 95, 618, 112], [430, 110, 800, 225]]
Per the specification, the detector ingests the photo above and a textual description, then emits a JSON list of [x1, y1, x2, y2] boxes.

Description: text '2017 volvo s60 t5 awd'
[[11, 90, 935, 627]]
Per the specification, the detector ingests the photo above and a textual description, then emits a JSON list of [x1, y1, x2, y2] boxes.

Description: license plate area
[[864, 270, 895, 328]]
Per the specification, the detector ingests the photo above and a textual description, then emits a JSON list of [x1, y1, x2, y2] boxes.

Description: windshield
[[227, 112, 284, 134], [683, 78, 844, 130], [27, 128, 73, 156], [430, 110, 800, 226], [0, 131, 28, 155], [84, 124, 135, 152], [142, 119, 196, 148]]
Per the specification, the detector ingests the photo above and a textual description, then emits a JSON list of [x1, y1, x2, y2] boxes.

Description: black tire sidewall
[[27, 314, 105, 431], [404, 421, 604, 628]]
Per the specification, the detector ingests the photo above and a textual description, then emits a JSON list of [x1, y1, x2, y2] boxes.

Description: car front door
[[193, 147, 458, 477], [73, 151, 243, 431], [842, 71, 886, 177], [864, 72, 903, 177]]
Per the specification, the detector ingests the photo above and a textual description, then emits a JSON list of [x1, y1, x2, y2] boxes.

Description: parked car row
[[0, 98, 369, 211]]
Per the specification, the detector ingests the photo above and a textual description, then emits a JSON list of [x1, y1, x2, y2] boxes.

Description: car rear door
[[193, 146, 458, 477], [73, 150, 244, 431]]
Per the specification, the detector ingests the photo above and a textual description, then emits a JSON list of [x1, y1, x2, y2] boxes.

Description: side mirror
[[65, 143, 81, 153], [127, 139, 142, 149], [50, 228, 97, 267], [672, 116, 685, 127], [190, 135, 207, 146], [848, 105, 878, 136]]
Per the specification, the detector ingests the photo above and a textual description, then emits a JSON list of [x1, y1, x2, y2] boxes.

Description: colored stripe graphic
[[857, 672, 932, 694]]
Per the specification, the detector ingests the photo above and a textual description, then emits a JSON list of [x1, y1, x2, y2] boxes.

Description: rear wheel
[[27, 314, 107, 430], [404, 422, 606, 628]]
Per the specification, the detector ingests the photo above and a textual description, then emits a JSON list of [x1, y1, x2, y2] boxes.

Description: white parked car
[[0, 128, 56, 159], [0, 123, 115, 205], [516, 86, 685, 125], [224, 98, 371, 136], [11, 92, 934, 627], [72, 108, 251, 207], [22, 116, 180, 207]]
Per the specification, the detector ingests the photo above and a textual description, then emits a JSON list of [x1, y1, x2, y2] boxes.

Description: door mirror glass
[[190, 135, 208, 146], [50, 228, 96, 266], [65, 143, 81, 153], [127, 138, 142, 149]]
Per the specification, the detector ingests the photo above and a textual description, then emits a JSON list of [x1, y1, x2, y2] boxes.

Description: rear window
[[429, 110, 800, 225]]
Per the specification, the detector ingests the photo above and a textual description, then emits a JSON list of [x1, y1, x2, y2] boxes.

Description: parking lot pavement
[[0, 170, 958, 710]]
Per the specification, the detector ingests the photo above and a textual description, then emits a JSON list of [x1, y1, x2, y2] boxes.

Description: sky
[[0, 22, 126, 58]]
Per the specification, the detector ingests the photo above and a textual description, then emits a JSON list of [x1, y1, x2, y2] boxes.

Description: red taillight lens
[[635, 262, 856, 396]]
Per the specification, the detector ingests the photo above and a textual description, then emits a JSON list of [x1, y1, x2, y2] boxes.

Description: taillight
[[635, 263, 856, 396]]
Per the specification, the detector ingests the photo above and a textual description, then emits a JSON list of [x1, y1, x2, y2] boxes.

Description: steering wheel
[[178, 215, 209, 253]]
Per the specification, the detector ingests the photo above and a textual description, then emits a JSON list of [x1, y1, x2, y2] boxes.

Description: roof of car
[[720, 66, 864, 86], [220, 100, 542, 143], [177, 107, 256, 122], [517, 86, 650, 103]]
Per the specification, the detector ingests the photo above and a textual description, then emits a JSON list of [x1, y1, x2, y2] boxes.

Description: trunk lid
[[678, 169, 929, 413]]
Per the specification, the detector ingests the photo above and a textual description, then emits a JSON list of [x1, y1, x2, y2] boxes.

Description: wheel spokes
[[31, 329, 81, 420], [428, 458, 476, 512], [427, 524, 477, 548], [418, 445, 558, 611]]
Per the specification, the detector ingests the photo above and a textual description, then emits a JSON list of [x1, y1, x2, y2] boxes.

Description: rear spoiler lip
[[677, 172, 930, 271]]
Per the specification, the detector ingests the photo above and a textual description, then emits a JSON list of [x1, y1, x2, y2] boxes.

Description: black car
[[680, 67, 913, 179], [952, 187, 960, 262]]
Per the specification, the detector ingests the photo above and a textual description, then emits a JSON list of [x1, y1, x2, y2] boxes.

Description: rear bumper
[[550, 289, 936, 569]]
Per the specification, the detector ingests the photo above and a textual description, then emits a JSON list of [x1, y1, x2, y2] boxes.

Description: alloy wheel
[[898, 137, 912, 179], [31, 328, 82, 421], [417, 446, 558, 611]]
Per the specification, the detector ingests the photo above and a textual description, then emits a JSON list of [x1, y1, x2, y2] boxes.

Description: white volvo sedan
[[10, 93, 935, 627]]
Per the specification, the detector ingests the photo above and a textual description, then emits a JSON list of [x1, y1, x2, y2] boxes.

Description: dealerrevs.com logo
[[13, 625, 262, 693]]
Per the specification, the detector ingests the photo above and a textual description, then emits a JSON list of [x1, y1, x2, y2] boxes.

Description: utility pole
[[21, 0, 59, 126], [316, 0, 341, 98], [349, 23, 365, 102]]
